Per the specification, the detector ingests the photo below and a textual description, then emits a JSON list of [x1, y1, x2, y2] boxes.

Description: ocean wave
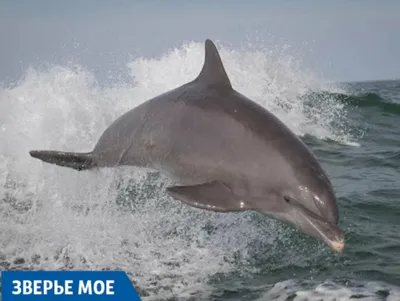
[[304, 90, 400, 116], [257, 279, 400, 301]]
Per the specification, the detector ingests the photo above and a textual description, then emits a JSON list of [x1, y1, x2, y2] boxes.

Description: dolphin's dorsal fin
[[195, 39, 232, 89]]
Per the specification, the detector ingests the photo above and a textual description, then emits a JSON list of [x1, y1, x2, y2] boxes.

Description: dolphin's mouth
[[284, 196, 345, 252], [299, 210, 345, 252], [329, 239, 345, 253]]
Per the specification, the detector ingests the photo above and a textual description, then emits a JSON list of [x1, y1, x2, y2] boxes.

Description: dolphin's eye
[[284, 196, 292, 204]]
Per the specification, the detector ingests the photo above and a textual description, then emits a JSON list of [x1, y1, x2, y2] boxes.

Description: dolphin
[[29, 39, 345, 252]]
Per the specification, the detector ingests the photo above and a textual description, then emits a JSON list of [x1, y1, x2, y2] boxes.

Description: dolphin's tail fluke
[[29, 150, 96, 171]]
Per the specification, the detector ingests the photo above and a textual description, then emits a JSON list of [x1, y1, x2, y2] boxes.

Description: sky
[[0, 0, 399, 83]]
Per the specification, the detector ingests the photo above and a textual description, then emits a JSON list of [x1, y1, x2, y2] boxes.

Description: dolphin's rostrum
[[30, 39, 345, 252]]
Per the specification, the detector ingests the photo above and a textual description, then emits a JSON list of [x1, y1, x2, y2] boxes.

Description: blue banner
[[1, 271, 141, 300]]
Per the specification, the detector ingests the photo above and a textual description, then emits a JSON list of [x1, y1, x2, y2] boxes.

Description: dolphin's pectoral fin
[[166, 181, 248, 212]]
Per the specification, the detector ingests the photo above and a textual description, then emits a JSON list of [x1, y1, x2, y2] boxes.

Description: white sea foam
[[259, 279, 400, 301]]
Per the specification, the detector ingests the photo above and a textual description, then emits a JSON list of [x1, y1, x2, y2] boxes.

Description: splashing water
[[0, 41, 358, 299]]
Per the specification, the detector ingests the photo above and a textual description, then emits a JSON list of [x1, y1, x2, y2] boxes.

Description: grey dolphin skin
[[29, 39, 345, 252]]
